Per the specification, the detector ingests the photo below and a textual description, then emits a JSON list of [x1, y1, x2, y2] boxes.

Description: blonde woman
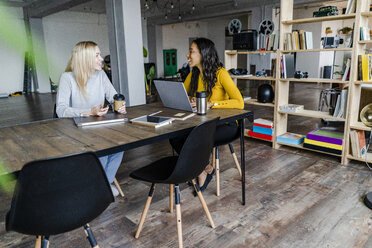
[[56, 41, 126, 196]]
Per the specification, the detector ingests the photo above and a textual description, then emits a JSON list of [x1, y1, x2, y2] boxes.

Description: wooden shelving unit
[[225, 50, 276, 55], [282, 48, 353, 53], [244, 99, 275, 107], [231, 76, 275, 81], [274, 0, 372, 165]]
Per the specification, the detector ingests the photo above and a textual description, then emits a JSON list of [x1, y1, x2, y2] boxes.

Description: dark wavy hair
[[189, 38, 223, 97]]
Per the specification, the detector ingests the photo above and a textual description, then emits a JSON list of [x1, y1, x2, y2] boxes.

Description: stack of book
[[358, 54, 372, 81], [303, 128, 344, 155], [248, 118, 273, 141], [277, 132, 305, 145], [349, 130, 367, 158], [283, 30, 313, 50]]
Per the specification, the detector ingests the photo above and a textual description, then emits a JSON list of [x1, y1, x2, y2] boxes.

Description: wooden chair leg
[[212, 147, 216, 169], [84, 224, 100, 248], [113, 178, 124, 197], [135, 183, 156, 239], [228, 143, 242, 177], [192, 179, 215, 228], [174, 185, 183, 248], [215, 147, 220, 196], [35, 236, 41, 248], [169, 184, 174, 213]]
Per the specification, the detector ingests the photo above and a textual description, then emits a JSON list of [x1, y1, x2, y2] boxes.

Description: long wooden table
[[0, 103, 253, 204]]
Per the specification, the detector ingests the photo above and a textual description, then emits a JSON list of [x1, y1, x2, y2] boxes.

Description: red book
[[248, 131, 273, 141], [253, 123, 273, 129]]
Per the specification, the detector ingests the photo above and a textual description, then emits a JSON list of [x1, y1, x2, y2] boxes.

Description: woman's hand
[[190, 97, 197, 108], [116, 101, 127, 114], [90, 104, 109, 116], [207, 101, 215, 109]]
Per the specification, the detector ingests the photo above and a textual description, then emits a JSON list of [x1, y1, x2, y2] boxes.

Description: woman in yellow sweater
[[171, 37, 244, 191]]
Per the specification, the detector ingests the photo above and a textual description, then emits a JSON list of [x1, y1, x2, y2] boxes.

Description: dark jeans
[[170, 121, 240, 154]]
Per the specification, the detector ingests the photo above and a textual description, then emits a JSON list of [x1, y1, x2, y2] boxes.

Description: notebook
[[73, 113, 128, 127], [149, 109, 195, 121], [130, 114, 173, 128]]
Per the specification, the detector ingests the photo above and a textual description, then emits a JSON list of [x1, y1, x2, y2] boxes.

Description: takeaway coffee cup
[[113, 94, 125, 112]]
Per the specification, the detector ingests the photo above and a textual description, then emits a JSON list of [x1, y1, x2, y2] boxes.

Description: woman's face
[[94, 46, 104, 71], [186, 42, 202, 68]]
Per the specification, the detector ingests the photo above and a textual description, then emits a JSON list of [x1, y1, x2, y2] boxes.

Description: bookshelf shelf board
[[280, 78, 349, 83], [277, 142, 342, 157], [244, 129, 273, 142], [354, 80, 372, 85], [225, 50, 276, 55], [361, 11, 372, 17], [278, 109, 346, 120], [281, 14, 356, 25], [350, 122, 372, 131], [346, 153, 372, 163], [359, 40, 372, 44], [244, 99, 275, 107], [282, 48, 352, 53], [231, 76, 275, 81]]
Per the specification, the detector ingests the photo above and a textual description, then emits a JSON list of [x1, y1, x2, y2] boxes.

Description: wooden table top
[[0, 103, 252, 175]]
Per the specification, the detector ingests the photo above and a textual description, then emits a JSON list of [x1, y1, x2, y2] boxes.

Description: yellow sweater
[[184, 68, 244, 109]]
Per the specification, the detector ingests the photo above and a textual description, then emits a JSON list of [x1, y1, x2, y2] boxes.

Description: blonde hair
[[65, 41, 98, 95]]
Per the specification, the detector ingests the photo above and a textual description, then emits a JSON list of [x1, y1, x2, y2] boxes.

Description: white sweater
[[56, 70, 117, 117]]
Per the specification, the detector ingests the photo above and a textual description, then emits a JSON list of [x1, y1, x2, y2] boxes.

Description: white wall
[[43, 11, 110, 84], [162, 21, 208, 73], [0, 6, 28, 94]]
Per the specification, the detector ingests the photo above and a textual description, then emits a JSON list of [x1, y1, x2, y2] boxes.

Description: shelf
[[280, 78, 349, 84], [350, 122, 372, 131], [225, 50, 277, 55], [278, 109, 345, 121], [354, 81, 372, 85], [244, 129, 273, 142], [359, 40, 372, 44], [282, 48, 352, 53], [346, 153, 372, 163], [282, 14, 356, 25], [361, 12, 372, 17], [244, 99, 275, 107], [231, 76, 275, 81], [277, 141, 342, 157]]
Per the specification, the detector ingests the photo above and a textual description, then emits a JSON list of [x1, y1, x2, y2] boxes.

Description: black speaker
[[233, 30, 258, 50], [323, 65, 332, 79]]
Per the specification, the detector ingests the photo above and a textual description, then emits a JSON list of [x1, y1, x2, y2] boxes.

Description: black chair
[[170, 121, 242, 196], [53, 103, 125, 197], [130, 118, 219, 248], [6, 152, 114, 248]]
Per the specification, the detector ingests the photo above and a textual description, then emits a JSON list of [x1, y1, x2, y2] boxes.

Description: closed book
[[304, 138, 343, 150], [362, 55, 369, 81], [254, 122, 273, 129], [303, 143, 342, 155], [306, 128, 344, 145], [248, 131, 272, 141], [277, 132, 305, 145], [130, 115, 173, 128], [253, 126, 273, 135], [304, 32, 313, 49], [349, 130, 358, 157], [150, 109, 195, 121], [253, 118, 273, 127], [357, 130, 367, 158]]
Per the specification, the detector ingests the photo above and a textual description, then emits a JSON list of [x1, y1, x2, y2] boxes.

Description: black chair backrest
[[6, 152, 114, 236], [165, 118, 219, 183]]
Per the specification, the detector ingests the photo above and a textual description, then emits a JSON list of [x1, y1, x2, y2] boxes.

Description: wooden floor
[[0, 83, 371, 247]]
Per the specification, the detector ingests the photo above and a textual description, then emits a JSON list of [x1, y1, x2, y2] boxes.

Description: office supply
[[130, 114, 173, 128], [154, 80, 196, 112], [73, 113, 127, 127], [150, 109, 195, 120]]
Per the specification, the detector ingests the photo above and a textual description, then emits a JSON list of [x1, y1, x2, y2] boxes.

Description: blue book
[[253, 126, 273, 135], [277, 132, 305, 145]]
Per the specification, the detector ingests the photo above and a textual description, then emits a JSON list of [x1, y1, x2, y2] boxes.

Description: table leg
[[239, 118, 245, 205]]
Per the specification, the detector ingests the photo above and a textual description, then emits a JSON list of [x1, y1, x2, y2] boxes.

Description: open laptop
[[154, 80, 196, 112]]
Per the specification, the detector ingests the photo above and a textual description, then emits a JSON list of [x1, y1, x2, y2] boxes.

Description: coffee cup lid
[[196, 91, 207, 98], [113, 93, 125, 101]]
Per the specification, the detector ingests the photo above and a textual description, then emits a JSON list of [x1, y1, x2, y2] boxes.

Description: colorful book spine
[[248, 131, 272, 141], [253, 123, 272, 129], [303, 143, 342, 155], [253, 125, 273, 135], [304, 138, 342, 150], [306, 129, 343, 145]]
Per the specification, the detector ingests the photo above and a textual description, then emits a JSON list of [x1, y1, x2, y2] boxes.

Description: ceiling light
[[192, 4, 195, 11], [165, 13, 168, 20], [171, 2, 174, 9], [178, 14, 182, 20]]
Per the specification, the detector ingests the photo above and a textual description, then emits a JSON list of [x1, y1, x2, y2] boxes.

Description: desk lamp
[[360, 103, 372, 210]]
